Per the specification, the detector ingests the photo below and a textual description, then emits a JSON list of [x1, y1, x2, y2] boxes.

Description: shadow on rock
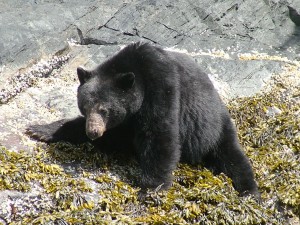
[[26, 119, 139, 188], [277, 26, 300, 51]]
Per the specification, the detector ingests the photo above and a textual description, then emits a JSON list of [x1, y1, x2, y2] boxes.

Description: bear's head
[[77, 66, 143, 140]]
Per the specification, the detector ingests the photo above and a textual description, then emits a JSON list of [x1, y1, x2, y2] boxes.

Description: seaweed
[[0, 60, 299, 225]]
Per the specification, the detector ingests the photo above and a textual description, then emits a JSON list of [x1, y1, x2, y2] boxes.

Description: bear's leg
[[27, 117, 89, 144], [204, 120, 259, 198], [135, 120, 181, 191]]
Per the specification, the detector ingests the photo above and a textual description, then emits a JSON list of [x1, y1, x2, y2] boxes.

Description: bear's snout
[[86, 114, 106, 140]]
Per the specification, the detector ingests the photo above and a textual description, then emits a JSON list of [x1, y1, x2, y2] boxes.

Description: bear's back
[[101, 43, 229, 164], [168, 51, 228, 163]]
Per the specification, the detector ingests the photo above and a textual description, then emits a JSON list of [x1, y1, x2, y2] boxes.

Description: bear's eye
[[99, 108, 109, 117]]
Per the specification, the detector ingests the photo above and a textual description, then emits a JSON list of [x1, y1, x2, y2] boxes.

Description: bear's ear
[[116, 72, 135, 90], [77, 66, 91, 85]]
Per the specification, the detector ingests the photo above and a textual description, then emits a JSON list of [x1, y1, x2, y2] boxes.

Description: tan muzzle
[[86, 113, 106, 140]]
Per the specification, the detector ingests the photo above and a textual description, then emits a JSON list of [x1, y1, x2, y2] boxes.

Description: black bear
[[28, 42, 259, 198]]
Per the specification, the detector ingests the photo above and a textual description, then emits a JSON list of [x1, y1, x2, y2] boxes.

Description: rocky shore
[[0, 0, 299, 224]]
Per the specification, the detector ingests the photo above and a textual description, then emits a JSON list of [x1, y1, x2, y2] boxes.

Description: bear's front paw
[[140, 174, 173, 191], [240, 188, 262, 203], [26, 124, 58, 142]]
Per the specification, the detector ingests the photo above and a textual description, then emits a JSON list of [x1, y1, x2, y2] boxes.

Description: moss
[[228, 64, 300, 220], [1, 61, 299, 224], [0, 144, 289, 224]]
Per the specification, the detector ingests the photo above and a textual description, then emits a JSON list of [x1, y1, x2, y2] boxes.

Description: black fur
[[27, 42, 259, 197]]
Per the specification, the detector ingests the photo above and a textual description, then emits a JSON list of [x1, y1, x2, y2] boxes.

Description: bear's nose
[[86, 129, 101, 140], [86, 123, 106, 140], [86, 113, 106, 140]]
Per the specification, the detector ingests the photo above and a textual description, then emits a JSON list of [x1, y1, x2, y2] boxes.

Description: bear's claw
[[26, 124, 56, 142]]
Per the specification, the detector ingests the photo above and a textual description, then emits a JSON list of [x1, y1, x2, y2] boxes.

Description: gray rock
[[1, 0, 299, 89], [192, 53, 284, 97], [0, 0, 122, 84], [266, 106, 282, 116]]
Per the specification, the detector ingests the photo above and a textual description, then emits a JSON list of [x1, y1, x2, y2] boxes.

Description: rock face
[[1, 0, 299, 97]]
